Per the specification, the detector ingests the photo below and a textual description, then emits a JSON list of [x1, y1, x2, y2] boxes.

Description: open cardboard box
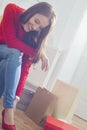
[[52, 80, 80, 122], [25, 87, 58, 127]]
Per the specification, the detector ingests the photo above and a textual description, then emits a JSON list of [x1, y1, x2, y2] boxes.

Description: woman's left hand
[[41, 52, 49, 72]]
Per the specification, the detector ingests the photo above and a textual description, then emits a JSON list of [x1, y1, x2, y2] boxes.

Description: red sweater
[[0, 3, 35, 96]]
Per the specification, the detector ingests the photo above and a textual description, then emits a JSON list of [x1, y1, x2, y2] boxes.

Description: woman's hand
[[41, 52, 49, 72]]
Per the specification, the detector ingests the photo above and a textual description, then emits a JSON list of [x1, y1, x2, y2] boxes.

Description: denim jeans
[[0, 44, 22, 108]]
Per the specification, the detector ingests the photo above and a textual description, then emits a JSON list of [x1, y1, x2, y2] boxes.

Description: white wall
[[57, 0, 87, 83], [56, 0, 87, 120]]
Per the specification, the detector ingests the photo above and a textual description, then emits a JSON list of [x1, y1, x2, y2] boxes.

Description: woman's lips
[[28, 24, 33, 31]]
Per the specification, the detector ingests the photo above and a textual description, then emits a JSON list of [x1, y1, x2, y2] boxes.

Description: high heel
[[2, 109, 16, 130]]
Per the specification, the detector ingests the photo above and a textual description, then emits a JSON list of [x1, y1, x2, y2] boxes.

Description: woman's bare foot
[[4, 108, 14, 124]]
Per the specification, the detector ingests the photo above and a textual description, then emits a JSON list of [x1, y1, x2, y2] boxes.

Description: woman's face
[[23, 13, 49, 32]]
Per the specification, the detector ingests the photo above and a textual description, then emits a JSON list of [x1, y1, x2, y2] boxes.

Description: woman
[[0, 2, 56, 130]]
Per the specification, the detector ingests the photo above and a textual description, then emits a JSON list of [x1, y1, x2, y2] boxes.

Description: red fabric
[[16, 55, 32, 97], [0, 3, 35, 97]]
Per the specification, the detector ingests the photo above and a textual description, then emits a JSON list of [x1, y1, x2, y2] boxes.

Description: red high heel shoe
[[2, 109, 16, 130]]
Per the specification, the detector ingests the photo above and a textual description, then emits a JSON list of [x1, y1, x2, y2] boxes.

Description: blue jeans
[[0, 45, 22, 108]]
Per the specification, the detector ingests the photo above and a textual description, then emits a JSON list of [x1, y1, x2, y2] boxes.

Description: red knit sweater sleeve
[[1, 3, 35, 56], [16, 55, 32, 97]]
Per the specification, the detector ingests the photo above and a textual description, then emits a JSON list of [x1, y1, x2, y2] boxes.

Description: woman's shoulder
[[4, 3, 24, 14], [5, 3, 17, 8]]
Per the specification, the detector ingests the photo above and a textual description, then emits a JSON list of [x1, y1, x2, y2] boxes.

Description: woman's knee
[[8, 48, 22, 62], [10, 48, 21, 57]]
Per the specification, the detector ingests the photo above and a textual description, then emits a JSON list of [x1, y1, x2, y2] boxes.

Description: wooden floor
[[72, 115, 87, 130], [0, 105, 87, 130]]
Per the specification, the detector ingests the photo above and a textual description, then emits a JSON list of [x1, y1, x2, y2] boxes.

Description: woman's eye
[[35, 19, 40, 24]]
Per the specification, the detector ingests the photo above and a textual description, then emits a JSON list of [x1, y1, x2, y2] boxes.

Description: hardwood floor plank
[[72, 115, 87, 130]]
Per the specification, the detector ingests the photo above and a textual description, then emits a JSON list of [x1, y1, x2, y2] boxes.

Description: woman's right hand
[[40, 52, 49, 72]]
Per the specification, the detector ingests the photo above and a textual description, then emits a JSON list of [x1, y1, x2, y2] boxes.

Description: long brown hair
[[20, 2, 56, 63]]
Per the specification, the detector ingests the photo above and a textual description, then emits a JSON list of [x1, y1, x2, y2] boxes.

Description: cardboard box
[[52, 80, 80, 121], [44, 116, 79, 130], [25, 87, 58, 126]]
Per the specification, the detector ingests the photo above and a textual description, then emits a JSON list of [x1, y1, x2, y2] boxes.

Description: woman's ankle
[[14, 97, 20, 112]]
